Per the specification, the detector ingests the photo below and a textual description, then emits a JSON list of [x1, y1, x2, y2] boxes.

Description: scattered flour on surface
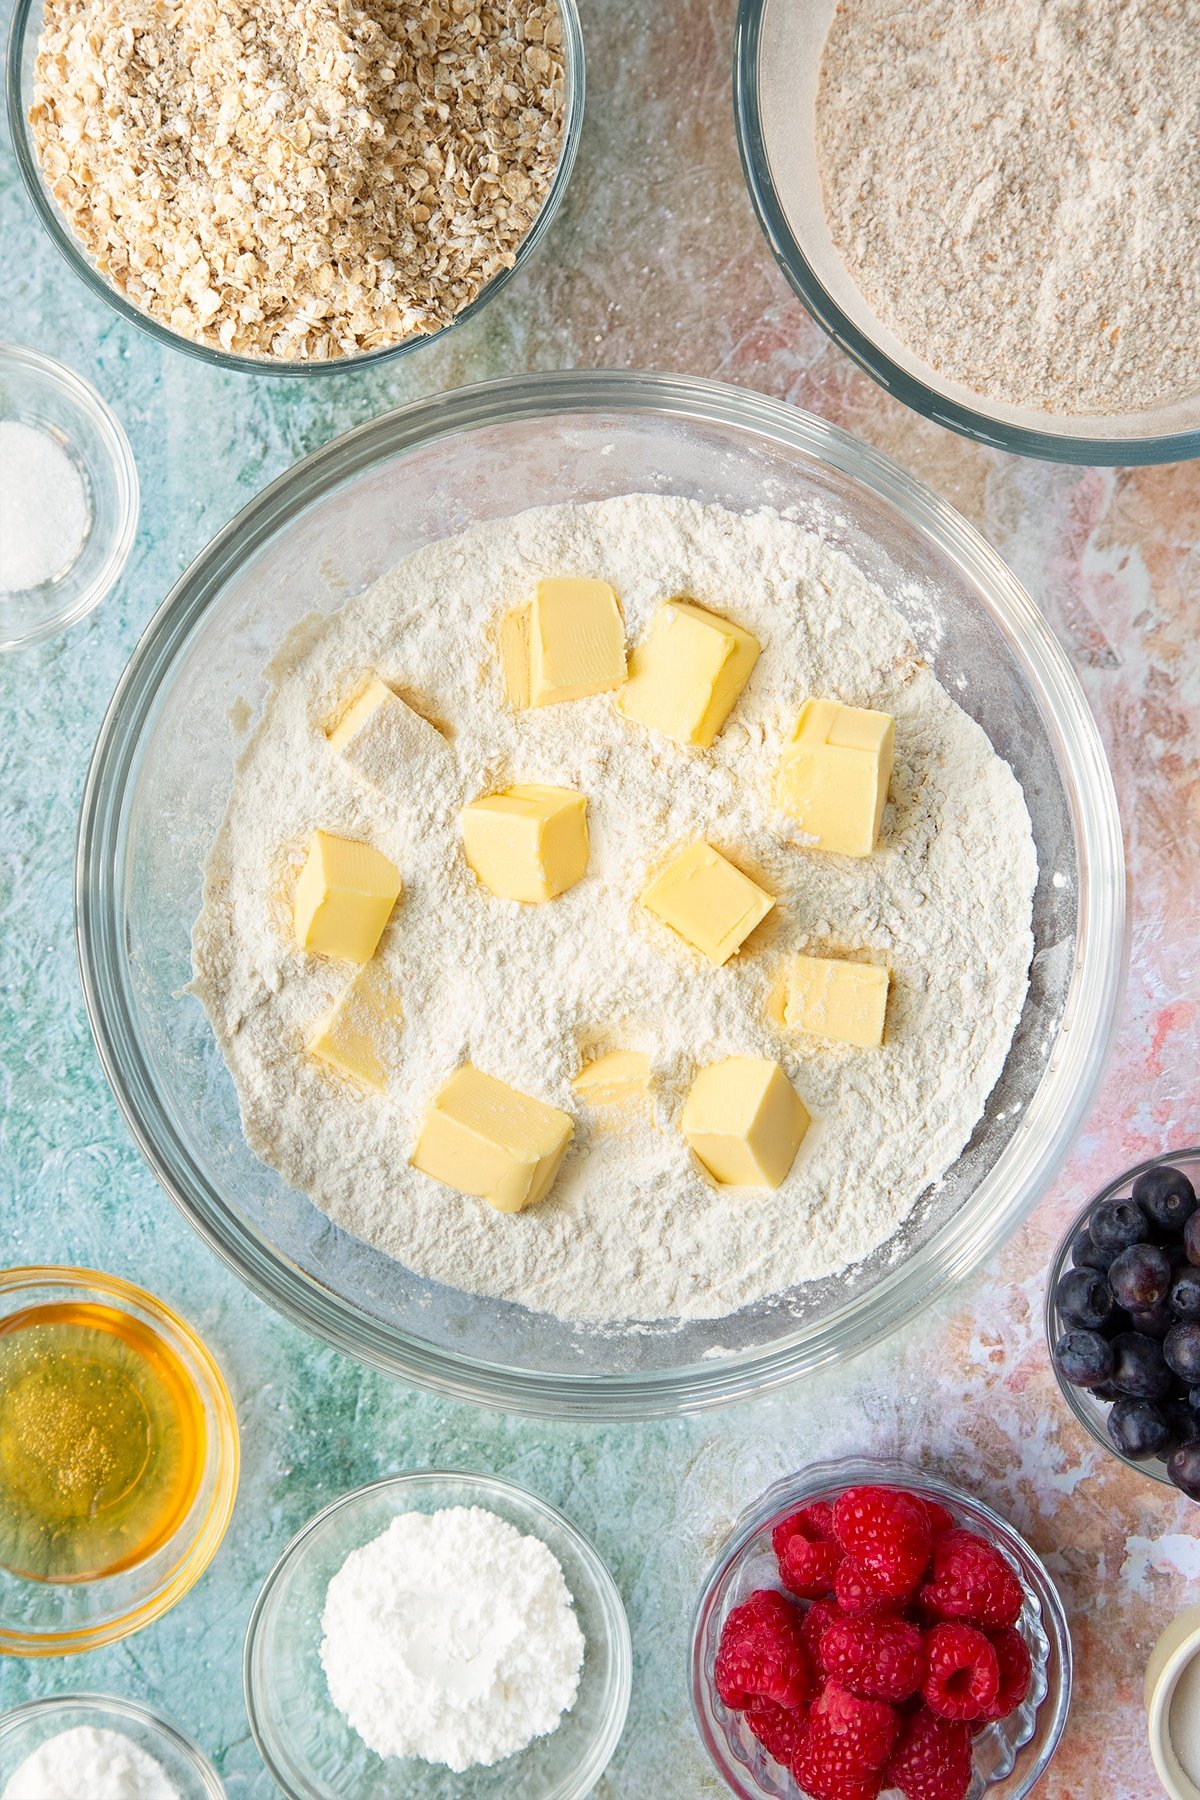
[[191, 493, 1037, 1323], [319, 1506, 585, 1772], [813, 0, 1200, 415], [0, 1727, 181, 1800]]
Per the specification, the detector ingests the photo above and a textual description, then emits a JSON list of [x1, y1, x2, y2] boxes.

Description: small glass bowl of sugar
[[0, 343, 138, 652]]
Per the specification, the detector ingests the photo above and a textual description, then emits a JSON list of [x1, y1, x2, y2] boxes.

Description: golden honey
[[0, 1300, 206, 1583]]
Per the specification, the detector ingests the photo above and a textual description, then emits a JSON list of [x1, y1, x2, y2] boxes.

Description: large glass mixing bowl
[[75, 372, 1125, 1418]]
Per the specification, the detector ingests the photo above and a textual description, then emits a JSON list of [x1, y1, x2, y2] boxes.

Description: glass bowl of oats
[[6, 0, 583, 373]]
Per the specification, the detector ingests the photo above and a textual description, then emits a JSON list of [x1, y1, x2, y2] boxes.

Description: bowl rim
[[241, 1468, 632, 1800], [731, 0, 1200, 468], [0, 1690, 225, 1798], [74, 367, 1126, 1420], [689, 1455, 1073, 1800], [0, 340, 139, 651], [1044, 1147, 1200, 1491], [0, 1264, 240, 1656], [4, 0, 585, 378]]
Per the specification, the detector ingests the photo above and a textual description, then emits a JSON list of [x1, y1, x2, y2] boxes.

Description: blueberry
[[1092, 1380, 1124, 1402], [1158, 1396, 1198, 1452], [1070, 1226, 1115, 1272], [1109, 1331, 1174, 1398], [1108, 1243, 1172, 1311], [1108, 1398, 1171, 1459], [1172, 1272, 1200, 1321], [1190, 1385, 1200, 1412], [1186, 1212, 1200, 1267], [1054, 1267, 1115, 1331], [1126, 1301, 1175, 1340], [1132, 1164, 1197, 1235], [1167, 1441, 1200, 1502], [1165, 1324, 1200, 1384], [1088, 1198, 1150, 1256], [1053, 1329, 1115, 1389]]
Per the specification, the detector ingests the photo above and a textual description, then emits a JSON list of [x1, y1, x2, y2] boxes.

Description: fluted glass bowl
[[690, 1458, 1072, 1799], [75, 370, 1125, 1418], [1046, 1148, 1200, 1491], [243, 1471, 630, 1800], [734, 0, 1200, 465], [5, 0, 583, 376], [0, 1693, 224, 1798]]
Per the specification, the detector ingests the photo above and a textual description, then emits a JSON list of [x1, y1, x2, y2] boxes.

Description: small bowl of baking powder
[[0, 1693, 224, 1799], [244, 1470, 631, 1799], [0, 343, 138, 651]]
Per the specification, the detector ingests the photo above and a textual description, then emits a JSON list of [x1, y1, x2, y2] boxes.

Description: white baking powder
[[0, 1726, 181, 1800], [192, 494, 1036, 1323], [813, 0, 1200, 415], [0, 421, 88, 594], [1170, 1650, 1200, 1786], [319, 1506, 585, 1772]]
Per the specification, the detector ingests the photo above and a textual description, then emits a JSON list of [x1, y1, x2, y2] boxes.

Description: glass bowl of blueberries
[[1047, 1149, 1200, 1498]]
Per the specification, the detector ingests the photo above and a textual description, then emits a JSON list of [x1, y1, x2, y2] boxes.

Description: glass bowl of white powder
[[0, 1693, 224, 1800], [243, 1470, 631, 1799], [734, 0, 1200, 464], [75, 369, 1125, 1417], [0, 343, 138, 651]]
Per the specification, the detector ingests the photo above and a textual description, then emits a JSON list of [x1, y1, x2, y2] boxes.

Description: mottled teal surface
[[2, 0, 1195, 1795]]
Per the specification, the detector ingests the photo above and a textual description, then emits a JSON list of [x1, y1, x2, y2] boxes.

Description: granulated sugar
[[0, 1727, 181, 1800], [191, 494, 1036, 1324], [814, 0, 1200, 415]]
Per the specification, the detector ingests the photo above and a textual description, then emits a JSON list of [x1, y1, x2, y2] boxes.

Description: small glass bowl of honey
[[0, 1268, 239, 1655]]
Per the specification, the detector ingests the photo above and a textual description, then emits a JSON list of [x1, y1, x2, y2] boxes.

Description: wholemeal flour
[[814, 0, 1200, 415], [191, 494, 1037, 1323]]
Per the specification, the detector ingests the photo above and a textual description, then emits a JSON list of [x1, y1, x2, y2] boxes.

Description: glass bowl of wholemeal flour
[[6, 0, 583, 372], [734, 0, 1200, 464], [76, 371, 1125, 1418]]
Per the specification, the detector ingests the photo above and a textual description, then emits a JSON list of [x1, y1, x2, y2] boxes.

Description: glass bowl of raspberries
[[1046, 1149, 1200, 1498], [690, 1460, 1070, 1800]]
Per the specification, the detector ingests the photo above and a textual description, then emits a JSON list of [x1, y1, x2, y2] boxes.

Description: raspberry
[[883, 1709, 974, 1800], [922, 1500, 956, 1541], [980, 1625, 1032, 1718], [773, 1501, 836, 1557], [715, 1590, 811, 1711], [791, 1727, 883, 1800], [745, 1695, 808, 1765], [811, 1680, 900, 1767], [832, 1486, 932, 1598], [801, 1597, 844, 1667], [922, 1622, 1000, 1721], [834, 1556, 899, 1617], [819, 1614, 927, 1703], [919, 1530, 1024, 1630]]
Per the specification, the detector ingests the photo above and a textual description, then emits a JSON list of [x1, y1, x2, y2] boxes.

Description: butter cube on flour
[[461, 784, 589, 903], [617, 600, 759, 747], [293, 830, 402, 963], [411, 1063, 573, 1213], [571, 1048, 652, 1105], [774, 698, 894, 857], [779, 954, 889, 1048], [681, 1055, 809, 1189], [307, 977, 403, 1092], [640, 840, 773, 966], [326, 677, 447, 792], [529, 577, 626, 705]]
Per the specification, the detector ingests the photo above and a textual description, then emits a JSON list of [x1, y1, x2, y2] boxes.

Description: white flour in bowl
[[191, 494, 1036, 1324], [814, 0, 1200, 415], [0, 1727, 181, 1800]]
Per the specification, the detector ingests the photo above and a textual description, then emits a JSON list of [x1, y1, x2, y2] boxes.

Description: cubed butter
[[307, 978, 403, 1092], [411, 1063, 573, 1213], [640, 840, 774, 966], [571, 1048, 652, 1105], [617, 600, 759, 748], [529, 577, 626, 706], [680, 1055, 809, 1190], [499, 604, 532, 710], [774, 698, 895, 857], [293, 830, 402, 963], [461, 784, 589, 903], [326, 677, 448, 792], [779, 955, 889, 1048]]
